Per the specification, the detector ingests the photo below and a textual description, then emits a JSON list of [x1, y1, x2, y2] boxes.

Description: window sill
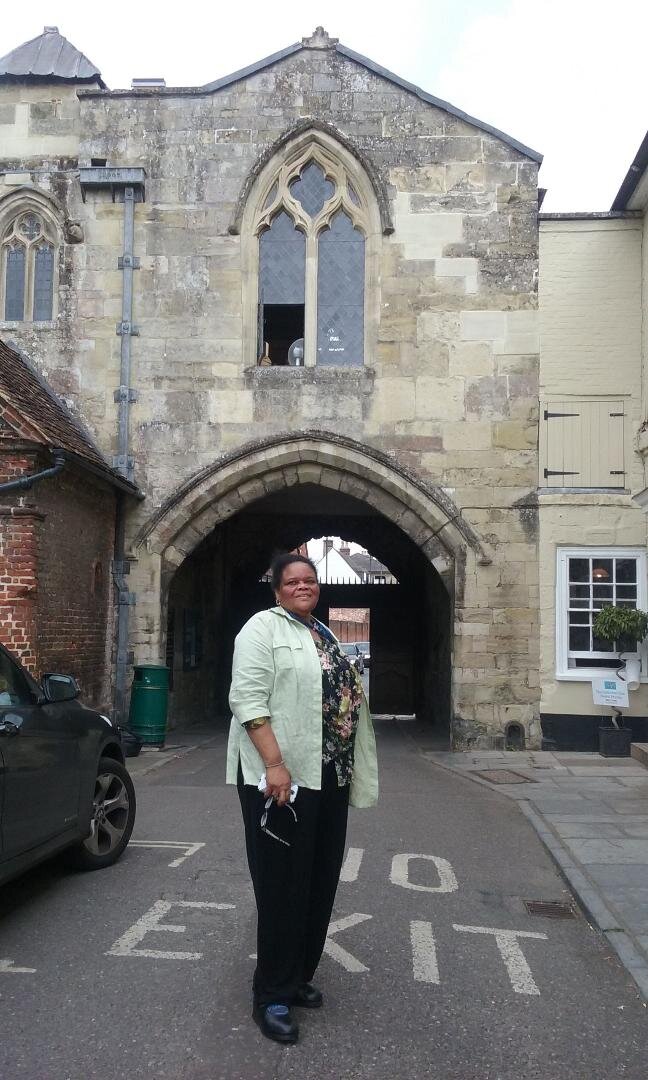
[[556, 669, 647, 683], [244, 365, 375, 390], [539, 488, 630, 505], [0, 320, 57, 331]]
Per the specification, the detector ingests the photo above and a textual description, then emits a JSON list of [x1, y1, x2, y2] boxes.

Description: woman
[[226, 552, 378, 1045]]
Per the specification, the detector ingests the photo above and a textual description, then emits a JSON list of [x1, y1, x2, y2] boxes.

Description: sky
[[1, 0, 647, 210]]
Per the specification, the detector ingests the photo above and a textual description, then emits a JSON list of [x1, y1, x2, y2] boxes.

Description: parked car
[[341, 642, 365, 674], [0, 643, 136, 888], [356, 641, 371, 668]]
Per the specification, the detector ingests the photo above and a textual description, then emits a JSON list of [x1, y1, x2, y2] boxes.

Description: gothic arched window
[[1, 210, 57, 323], [251, 144, 372, 367]]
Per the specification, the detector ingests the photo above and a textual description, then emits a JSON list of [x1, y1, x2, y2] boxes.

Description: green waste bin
[[128, 664, 170, 746]]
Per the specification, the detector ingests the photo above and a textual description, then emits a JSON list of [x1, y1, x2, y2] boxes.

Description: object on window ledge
[[258, 341, 272, 367], [288, 338, 304, 367]]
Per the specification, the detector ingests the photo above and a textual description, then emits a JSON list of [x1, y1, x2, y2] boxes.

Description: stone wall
[[0, 39, 541, 745]]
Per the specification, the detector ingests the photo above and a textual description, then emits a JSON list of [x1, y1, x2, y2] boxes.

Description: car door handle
[[0, 714, 22, 735]]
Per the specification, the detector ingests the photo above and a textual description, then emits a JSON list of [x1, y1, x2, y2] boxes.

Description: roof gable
[[199, 27, 542, 164], [0, 26, 105, 87]]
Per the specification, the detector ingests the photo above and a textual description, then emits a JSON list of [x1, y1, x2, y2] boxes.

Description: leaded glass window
[[34, 244, 55, 321], [254, 146, 368, 367], [1, 210, 57, 322], [4, 245, 26, 321], [317, 211, 365, 367]]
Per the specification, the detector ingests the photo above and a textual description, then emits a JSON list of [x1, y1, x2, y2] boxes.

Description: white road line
[[453, 924, 548, 995], [107, 899, 235, 960], [390, 853, 459, 894], [129, 840, 206, 867], [0, 958, 36, 974], [324, 913, 372, 973], [339, 847, 364, 883], [410, 921, 440, 984]]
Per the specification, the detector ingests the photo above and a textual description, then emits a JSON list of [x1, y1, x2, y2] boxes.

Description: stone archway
[[134, 430, 490, 567], [129, 431, 496, 746]]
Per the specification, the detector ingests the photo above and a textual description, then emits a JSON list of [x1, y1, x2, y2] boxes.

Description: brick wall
[[34, 464, 116, 708], [0, 444, 116, 707], [0, 504, 41, 670]]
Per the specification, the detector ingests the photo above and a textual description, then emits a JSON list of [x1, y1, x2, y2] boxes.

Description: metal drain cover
[[473, 769, 537, 784], [524, 900, 576, 919]]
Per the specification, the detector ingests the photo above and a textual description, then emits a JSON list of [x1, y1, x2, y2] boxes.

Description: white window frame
[[556, 546, 648, 681]]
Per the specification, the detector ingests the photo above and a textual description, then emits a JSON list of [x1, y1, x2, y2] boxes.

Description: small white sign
[[592, 677, 629, 708]]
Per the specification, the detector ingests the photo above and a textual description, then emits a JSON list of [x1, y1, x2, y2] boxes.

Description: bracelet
[[265, 759, 285, 769], [246, 716, 269, 729]]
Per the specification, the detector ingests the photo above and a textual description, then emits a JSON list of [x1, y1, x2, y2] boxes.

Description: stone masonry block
[[460, 310, 507, 341], [415, 377, 465, 421]]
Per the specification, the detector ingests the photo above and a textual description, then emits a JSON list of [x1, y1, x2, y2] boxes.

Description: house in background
[[538, 130, 648, 749], [312, 538, 361, 585]]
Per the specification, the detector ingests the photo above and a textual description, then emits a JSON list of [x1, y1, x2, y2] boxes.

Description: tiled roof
[[0, 26, 105, 86], [344, 551, 390, 575], [0, 338, 138, 494]]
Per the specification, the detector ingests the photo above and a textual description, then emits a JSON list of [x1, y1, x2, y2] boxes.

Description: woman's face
[[275, 561, 320, 619]]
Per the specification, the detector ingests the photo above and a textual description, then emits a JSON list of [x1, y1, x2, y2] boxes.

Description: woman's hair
[[270, 552, 318, 591]]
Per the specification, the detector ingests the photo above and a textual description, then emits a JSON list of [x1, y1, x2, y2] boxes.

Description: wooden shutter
[[542, 400, 624, 488]]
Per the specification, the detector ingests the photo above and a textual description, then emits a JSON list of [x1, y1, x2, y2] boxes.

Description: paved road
[[1, 719, 647, 1079]]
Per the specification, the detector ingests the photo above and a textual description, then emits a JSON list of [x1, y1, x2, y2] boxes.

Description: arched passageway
[[164, 483, 453, 733], [130, 433, 491, 746]]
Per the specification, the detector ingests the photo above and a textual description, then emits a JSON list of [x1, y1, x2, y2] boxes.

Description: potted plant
[[592, 605, 648, 756]]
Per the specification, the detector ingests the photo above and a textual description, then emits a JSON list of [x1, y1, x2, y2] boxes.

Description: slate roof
[[0, 26, 105, 87], [0, 338, 139, 495], [343, 551, 391, 576]]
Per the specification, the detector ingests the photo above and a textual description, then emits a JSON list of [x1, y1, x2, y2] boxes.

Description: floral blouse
[[315, 634, 364, 786]]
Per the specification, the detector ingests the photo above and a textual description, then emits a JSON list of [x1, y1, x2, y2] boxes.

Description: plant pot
[[599, 725, 633, 757]]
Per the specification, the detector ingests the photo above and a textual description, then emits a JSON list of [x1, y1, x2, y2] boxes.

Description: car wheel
[[70, 757, 136, 871]]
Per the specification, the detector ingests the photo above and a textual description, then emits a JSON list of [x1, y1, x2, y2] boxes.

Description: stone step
[[630, 743, 648, 769]]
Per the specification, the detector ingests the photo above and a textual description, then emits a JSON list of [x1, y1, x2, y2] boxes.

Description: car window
[[0, 650, 33, 707]]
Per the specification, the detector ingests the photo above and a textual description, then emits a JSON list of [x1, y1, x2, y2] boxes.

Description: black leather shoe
[[294, 982, 323, 1008], [252, 1004, 299, 1044]]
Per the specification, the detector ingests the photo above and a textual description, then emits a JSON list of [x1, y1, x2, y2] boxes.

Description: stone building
[[0, 26, 543, 745]]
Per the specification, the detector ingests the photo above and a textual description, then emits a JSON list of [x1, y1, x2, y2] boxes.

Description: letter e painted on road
[[107, 900, 235, 960]]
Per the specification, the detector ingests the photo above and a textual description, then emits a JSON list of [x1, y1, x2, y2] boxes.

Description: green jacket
[[226, 606, 378, 808]]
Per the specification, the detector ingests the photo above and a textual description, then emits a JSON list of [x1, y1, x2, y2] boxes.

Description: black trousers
[[237, 761, 350, 1007]]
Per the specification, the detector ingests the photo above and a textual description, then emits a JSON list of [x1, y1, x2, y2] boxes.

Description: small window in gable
[[253, 146, 369, 368], [1, 210, 57, 323]]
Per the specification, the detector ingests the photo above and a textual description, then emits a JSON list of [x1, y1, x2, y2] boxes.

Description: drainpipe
[[0, 449, 65, 493], [114, 184, 138, 483], [112, 184, 140, 724], [79, 168, 146, 725]]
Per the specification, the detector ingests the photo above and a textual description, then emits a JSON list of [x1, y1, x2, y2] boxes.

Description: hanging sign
[[592, 677, 629, 709]]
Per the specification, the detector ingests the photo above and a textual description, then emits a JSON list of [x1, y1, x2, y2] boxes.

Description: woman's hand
[[265, 763, 292, 806]]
